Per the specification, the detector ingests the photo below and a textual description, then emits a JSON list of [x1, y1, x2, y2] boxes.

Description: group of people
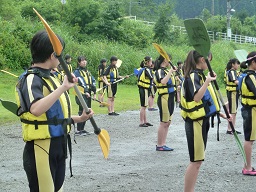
[[51, 53, 130, 135], [14, 29, 256, 191], [224, 55, 256, 178], [136, 50, 256, 192]]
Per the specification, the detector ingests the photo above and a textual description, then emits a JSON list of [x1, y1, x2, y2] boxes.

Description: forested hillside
[[0, 0, 255, 86]]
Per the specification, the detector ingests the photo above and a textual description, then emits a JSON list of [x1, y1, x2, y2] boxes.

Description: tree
[[85, 2, 123, 41], [153, 2, 174, 43], [65, 0, 101, 34], [199, 8, 212, 22]]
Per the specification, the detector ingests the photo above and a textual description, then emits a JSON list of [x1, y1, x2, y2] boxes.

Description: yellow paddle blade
[[116, 59, 122, 68], [100, 102, 110, 107], [33, 8, 63, 56], [0, 70, 18, 78], [152, 43, 171, 62], [98, 129, 110, 159]]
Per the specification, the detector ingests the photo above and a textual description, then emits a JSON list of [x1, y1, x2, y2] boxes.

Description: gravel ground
[[0, 105, 255, 192]]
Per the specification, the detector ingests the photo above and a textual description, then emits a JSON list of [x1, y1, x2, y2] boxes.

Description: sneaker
[[156, 145, 174, 151], [75, 131, 81, 135], [81, 130, 92, 135], [112, 112, 119, 116], [148, 108, 158, 111], [242, 167, 256, 176], [75, 131, 87, 136]]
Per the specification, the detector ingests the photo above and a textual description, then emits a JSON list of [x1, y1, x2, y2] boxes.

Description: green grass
[[0, 71, 141, 124], [70, 83, 141, 116]]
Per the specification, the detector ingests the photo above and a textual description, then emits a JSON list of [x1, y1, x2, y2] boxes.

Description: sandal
[[145, 122, 153, 126], [226, 130, 241, 135], [242, 167, 256, 176], [139, 123, 148, 127]]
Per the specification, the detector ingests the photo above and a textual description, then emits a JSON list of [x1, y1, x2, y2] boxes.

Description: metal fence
[[125, 16, 256, 46], [171, 25, 256, 45]]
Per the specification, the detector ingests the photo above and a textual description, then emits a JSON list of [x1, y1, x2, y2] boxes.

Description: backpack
[[237, 72, 247, 92]]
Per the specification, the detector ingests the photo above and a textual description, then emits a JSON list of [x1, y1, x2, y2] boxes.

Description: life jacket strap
[[20, 118, 73, 129], [241, 95, 256, 99], [180, 103, 204, 113]]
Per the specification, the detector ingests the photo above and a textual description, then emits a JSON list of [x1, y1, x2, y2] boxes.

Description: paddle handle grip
[[169, 61, 182, 77], [57, 54, 101, 135]]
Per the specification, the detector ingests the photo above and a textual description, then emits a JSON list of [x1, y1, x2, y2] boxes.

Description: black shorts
[[139, 87, 149, 107], [185, 118, 210, 162], [23, 137, 66, 191], [226, 90, 239, 114], [157, 92, 175, 122], [98, 81, 105, 94], [107, 83, 117, 98], [242, 106, 256, 141]]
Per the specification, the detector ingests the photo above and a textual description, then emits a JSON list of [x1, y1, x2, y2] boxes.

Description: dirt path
[[0, 106, 255, 192]]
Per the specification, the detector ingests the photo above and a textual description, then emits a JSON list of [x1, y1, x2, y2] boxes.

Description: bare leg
[[148, 95, 154, 109], [184, 161, 202, 192], [98, 93, 103, 103], [227, 113, 236, 132], [108, 97, 114, 113], [140, 106, 146, 124], [244, 141, 254, 170], [157, 121, 171, 146]]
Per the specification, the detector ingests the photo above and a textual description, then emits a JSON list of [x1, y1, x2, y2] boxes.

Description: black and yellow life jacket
[[154, 68, 176, 95], [225, 69, 238, 91], [137, 67, 152, 89], [15, 68, 72, 142], [67, 63, 73, 73], [105, 66, 118, 83], [240, 70, 256, 106], [52, 67, 64, 82], [97, 64, 105, 82], [74, 67, 94, 91], [180, 71, 220, 120]]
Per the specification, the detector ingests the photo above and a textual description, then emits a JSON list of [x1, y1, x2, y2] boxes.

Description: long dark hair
[[226, 58, 240, 70], [155, 53, 172, 70], [184, 50, 203, 78], [140, 56, 151, 68], [240, 51, 256, 69]]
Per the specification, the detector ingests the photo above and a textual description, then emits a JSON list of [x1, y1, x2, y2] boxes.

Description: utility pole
[[211, 0, 214, 15], [227, 0, 231, 38], [129, 1, 132, 17]]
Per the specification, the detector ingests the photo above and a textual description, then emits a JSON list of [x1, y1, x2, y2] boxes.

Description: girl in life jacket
[[239, 51, 256, 176], [15, 30, 93, 192], [137, 56, 154, 127], [225, 58, 241, 135], [154, 53, 176, 151], [180, 50, 231, 192]]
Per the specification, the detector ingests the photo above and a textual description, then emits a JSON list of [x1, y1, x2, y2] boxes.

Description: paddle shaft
[[56, 54, 101, 135], [97, 73, 134, 93], [0, 70, 19, 78], [206, 59, 236, 133]]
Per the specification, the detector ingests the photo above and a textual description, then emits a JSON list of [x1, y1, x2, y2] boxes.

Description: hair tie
[[246, 55, 256, 62]]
